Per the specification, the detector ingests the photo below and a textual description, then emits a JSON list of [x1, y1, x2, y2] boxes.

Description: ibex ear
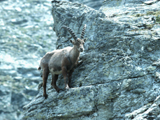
[[70, 39, 75, 44]]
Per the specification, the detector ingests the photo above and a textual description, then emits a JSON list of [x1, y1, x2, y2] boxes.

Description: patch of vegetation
[[156, 15, 160, 23], [146, 11, 160, 23], [146, 24, 154, 29], [146, 11, 160, 16], [134, 10, 160, 24], [134, 13, 144, 17], [146, 11, 155, 15], [134, 10, 160, 18]]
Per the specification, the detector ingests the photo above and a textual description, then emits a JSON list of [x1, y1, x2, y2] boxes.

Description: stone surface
[[69, 0, 104, 10], [23, 0, 160, 120], [125, 95, 160, 120], [55, 0, 104, 10], [0, 0, 55, 119]]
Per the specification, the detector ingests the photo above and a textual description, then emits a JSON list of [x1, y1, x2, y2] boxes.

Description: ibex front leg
[[51, 74, 62, 92], [68, 69, 74, 88], [62, 66, 70, 90]]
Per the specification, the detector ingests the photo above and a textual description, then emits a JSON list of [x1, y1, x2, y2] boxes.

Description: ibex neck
[[69, 46, 80, 63]]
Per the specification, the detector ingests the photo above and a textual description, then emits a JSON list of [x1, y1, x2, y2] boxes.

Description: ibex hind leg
[[51, 74, 62, 92], [42, 68, 49, 99], [62, 66, 70, 90]]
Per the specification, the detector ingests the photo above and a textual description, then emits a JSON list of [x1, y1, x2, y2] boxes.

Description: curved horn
[[61, 26, 77, 41], [81, 24, 86, 39]]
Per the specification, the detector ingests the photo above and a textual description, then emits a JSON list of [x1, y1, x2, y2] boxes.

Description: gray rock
[[23, 0, 160, 120], [54, 0, 104, 10], [0, 0, 55, 119], [69, 0, 104, 10], [125, 95, 160, 120]]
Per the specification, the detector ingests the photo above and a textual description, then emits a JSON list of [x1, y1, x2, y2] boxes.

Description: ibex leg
[[62, 66, 69, 89], [68, 69, 74, 88], [51, 74, 61, 92], [42, 68, 49, 99]]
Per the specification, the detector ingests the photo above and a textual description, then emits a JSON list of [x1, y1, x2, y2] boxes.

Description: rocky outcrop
[[69, 0, 104, 10], [0, 0, 55, 119], [23, 0, 160, 119]]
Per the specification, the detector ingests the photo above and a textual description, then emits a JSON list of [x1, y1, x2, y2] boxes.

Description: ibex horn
[[61, 26, 77, 41], [81, 24, 86, 39]]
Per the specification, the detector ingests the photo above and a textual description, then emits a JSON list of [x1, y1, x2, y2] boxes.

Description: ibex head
[[61, 24, 86, 52]]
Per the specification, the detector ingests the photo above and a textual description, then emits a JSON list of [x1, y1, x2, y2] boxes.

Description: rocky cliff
[[0, 0, 55, 119], [68, 0, 104, 9], [23, 0, 160, 120]]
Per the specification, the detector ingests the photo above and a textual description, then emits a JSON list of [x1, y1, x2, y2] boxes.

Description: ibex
[[38, 24, 86, 99]]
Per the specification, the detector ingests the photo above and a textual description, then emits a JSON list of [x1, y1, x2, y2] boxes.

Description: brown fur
[[38, 25, 86, 99]]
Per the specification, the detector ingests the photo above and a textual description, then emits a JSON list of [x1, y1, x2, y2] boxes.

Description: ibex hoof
[[43, 94, 48, 99], [65, 85, 70, 90], [56, 88, 62, 93]]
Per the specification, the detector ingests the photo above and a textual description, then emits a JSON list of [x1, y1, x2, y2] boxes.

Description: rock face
[[23, 0, 160, 120], [0, 0, 55, 119], [69, 0, 104, 10]]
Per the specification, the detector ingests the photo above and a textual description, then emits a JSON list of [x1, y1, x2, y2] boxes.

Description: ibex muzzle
[[38, 24, 86, 99]]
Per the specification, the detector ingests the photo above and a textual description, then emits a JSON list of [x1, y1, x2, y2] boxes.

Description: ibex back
[[38, 24, 86, 99]]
